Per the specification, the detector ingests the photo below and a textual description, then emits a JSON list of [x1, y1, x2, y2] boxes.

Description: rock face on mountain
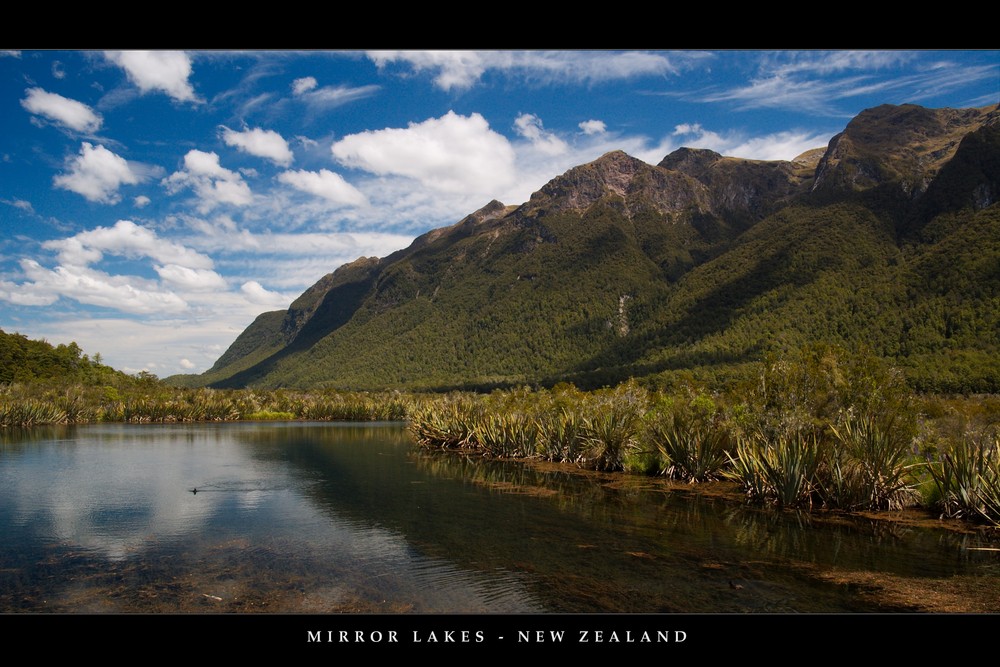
[[180, 103, 1000, 393], [813, 103, 998, 196]]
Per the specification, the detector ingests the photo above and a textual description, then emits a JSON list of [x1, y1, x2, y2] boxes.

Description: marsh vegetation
[[2, 337, 998, 527]]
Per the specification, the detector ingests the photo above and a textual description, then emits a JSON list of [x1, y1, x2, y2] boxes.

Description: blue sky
[[1, 50, 997, 377]]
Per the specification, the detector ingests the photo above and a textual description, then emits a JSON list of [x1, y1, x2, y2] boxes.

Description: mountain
[[176, 103, 1000, 393]]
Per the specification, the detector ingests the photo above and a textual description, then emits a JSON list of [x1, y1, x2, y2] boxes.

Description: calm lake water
[[1, 421, 998, 613]]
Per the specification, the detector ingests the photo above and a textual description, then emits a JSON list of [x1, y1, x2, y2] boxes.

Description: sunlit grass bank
[[0, 383, 418, 426]]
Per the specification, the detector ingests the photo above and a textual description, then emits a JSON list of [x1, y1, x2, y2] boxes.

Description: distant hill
[[0, 328, 140, 386], [174, 103, 1000, 393]]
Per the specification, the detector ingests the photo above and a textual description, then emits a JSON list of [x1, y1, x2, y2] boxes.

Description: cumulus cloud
[[134, 195, 151, 208], [331, 111, 516, 195], [2, 220, 226, 316], [104, 50, 199, 103], [221, 126, 294, 166], [277, 169, 367, 206], [0, 277, 57, 306], [292, 76, 317, 95], [240, 280, 290, 307], [44, 220, 215, 269], [579, 119, 607, 135], [163, 150, 253, 212], [18, 258, 189, 314], [154, 264, 227, 291], [21, 88, 102, 133], [179, 358, 195, 369], [514, 113, 568, 156], [369, 51, 488, 91], [54, 143, 141, 203]]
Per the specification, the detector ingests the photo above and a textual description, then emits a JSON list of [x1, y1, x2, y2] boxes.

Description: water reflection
[[1, 422, 998, 613]]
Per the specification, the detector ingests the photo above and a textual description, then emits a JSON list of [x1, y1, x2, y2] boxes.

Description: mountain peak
[[524, 150, 707, 218], [658, 147, 724, 173], [813, 103, 999, 195]]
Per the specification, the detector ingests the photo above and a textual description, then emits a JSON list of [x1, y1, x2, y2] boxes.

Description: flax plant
[[474, 411, 541, 458], [827, 412, 919, 510], [578, 381, 647, 471], [727, 430, 823, 508], [648, 396, 731, 482], [408, 394, 482, 449], [928, 429, 1000, 525]]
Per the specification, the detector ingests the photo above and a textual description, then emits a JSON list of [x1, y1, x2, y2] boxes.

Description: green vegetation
[[175, 105, 999, 395], [4, 331, 1000, 526], [0, 328, 136, 386], [409, 345, 1000, 526], [0, 382, 418, 427], [926, 428, 1000, 525]]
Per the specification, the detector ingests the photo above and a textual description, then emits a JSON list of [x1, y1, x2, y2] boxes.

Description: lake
[[1, 421, 998, 613]]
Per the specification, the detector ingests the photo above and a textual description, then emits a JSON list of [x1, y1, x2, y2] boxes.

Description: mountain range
[[172, 103, 1000, 393]]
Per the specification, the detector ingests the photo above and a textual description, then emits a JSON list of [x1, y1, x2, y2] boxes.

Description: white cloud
[[770, 50, 915, 76], [155, 264, 228, 291], [18, 258, 189, 314], [367, 50, 699, 91], [14, 316, 256, 377], [221, 126, 294, 166], [21, 88, 102, 133], [0, 278, 57, 306], [277, 169, 366, 206], [240, 280, 290, 307], [54, 143, 141, 203], [52, 60, 66, 79], [134, 195, 151, 208], [578, 119, 607, 135], [514, 113, 568, 156], [638, 122, 831, 163], [296, 83, 380, 110], [696, 51, 997, 115], [44, 220, 215, 269], [292, 76, 317, 95], [331, 111, 516, 195], [179, 358, 195, 369], [369, 51, 487, 91], [163, 150, 253, 212], [3, 220, 226, 318], [3, 198, 35, 213], [104, 50, 199, 103], [725, 131, 832, 162]]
